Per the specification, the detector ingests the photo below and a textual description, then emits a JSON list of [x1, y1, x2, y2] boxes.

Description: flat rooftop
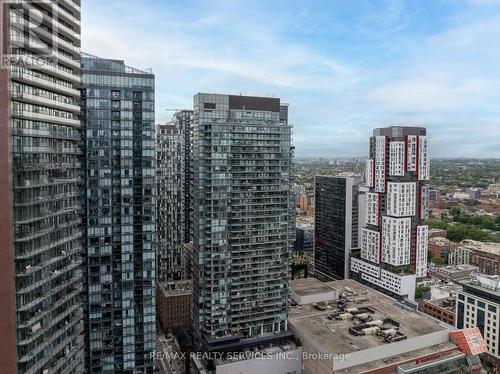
[[290, 278, 337, 297], [461, 240, 500, 255], [335, 341, 459, 374], [425, 297, 456, 311], [429, 236, 453, 243], [289, 279, 448, 356], [158, 280, 192, 297], [459, 276, 500, 299], [430, 264, 479, 274]]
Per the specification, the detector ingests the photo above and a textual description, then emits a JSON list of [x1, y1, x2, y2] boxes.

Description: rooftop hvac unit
[[366, 319, 383, 327], [381, 328, 398, 337], [362, 327, 379, 335]]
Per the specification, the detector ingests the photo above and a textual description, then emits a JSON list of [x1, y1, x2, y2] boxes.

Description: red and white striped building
[[351, 126, 430, 300]]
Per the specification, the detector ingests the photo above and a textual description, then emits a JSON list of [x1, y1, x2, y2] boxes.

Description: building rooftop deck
[[335, 341, 459, 374], [158, 280, 192, 297], [290, 277, 337, 297], [289, 279, 449, 356]]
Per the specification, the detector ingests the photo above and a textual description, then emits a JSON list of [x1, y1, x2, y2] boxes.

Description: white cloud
[[368, 74, 494, 111], [81, 0, 500, 158]]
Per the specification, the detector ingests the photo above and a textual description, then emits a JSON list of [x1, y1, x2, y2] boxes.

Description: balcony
[[17, 272, 82, 314], [12, 108, 80, 127], [33, 60, 80, 84], [11, 68, 80, 97], [15, 204, 81, 225], [52, 0, 81, 29], [16, 258, 83, 297], [53, 50, 81, 70], [12, 127, 80, 141], [10, 18, 80, 57], [17, 302, 82, 346], [15, 232, 81, 260], [11, 0, 81, 30], [17, 316, 81, 369], [11, 91, 79, 113]]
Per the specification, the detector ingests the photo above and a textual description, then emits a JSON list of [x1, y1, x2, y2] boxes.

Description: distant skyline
[[82, 0, 500, 158]]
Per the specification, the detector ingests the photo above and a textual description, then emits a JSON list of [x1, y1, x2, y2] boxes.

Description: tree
[[431, 257, 446, 265], [415, 285, 431, 299]]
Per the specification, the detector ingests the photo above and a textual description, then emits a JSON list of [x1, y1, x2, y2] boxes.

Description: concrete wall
[[215, 347, 302, 374], [290, 290, 338, 305], [332, 329, 450, 370]]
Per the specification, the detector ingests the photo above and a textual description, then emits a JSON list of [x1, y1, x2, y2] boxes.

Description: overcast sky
[[82, 0, 500, 158]]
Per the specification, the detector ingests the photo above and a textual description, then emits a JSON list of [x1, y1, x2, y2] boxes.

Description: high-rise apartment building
[[176, 110, 194, 245], [0, 1, 84, 373], [156, 109, 193, 282], [192, 93, 294, 353], [81, 53, 156, 373], [314, 175, 361, 280], [351, 126, 429, 300], [156, 122, 185, 281]]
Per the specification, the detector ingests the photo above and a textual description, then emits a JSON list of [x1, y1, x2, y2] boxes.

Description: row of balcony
[[11, 68, 80, 97]]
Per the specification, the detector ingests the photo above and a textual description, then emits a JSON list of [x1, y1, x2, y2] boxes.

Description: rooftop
[[372, 126, 426, 137], [335, 341, 459, 374], [429, 264, 479, 274], [429, 237, 454, 244], [459, 274, 500, 300], [214, 343, 299, 366], [429, 228, 447, 234], [290, 277, 337, 297], [289, 279, 448, 357], [158, 280, 192, 297], [425, 297, 457, 311], [461, 240, 500, 256], [81, 52, 153, 75]]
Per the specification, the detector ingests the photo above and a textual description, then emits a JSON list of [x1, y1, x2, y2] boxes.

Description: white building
[[351, 127, 430, 300], [456, 274, 500, 360]]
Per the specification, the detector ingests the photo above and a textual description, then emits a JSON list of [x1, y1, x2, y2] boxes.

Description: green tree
[[431, 257, 446, 265], [415, 285, 431, 299]]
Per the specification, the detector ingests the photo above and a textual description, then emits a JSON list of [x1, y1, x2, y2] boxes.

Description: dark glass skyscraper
[[0, 1, 84, 373], [314, 175, 361, 280], [81, 53, 156, 373], [156, 122, 185, 281], [156, 110, 193, 282], [176, 110, 194, 245], [192, 93, 294, 353]]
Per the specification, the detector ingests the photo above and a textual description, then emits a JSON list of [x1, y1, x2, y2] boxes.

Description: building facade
[[351, 126, 430, 300], [173, 109, 194, 245], [456, 274, 500, 367], [428, 264, 479, 282], [421, 297, 456, 325], [156, 280, 192, 333], [156, 109, 193, 282], [81, 53, 156, 373], [463, 240, 500, 276], [294, 223, 314, 255], [448, 246, 471, 266], [0, 1, 84, 373], [192, 94, 294, 352], [428, 236, 456, 261], [156, 123, 185, 281], [314, 175, 361, 280]]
